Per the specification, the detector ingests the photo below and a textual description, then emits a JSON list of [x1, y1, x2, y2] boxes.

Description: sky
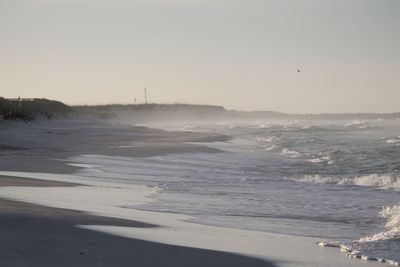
[[1, 0, 399, 113]]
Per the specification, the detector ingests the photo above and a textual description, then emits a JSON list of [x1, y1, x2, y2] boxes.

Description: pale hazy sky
[[1, 0, 399, 113]]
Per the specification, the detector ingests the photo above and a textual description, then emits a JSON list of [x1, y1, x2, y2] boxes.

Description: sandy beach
[[0, 119, 276, 267], [0, 119, 386, 267], [0, 175, 277, 267]]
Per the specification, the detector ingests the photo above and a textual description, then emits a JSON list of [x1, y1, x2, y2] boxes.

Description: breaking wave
[[344, 120, 369, 129], [319, 204, 400, 264], [307, 152, 335, 164], [280, 148, 302, 158], [386, 138, 400, 144], [296, 174, 400, 190], [359, 205, 400, 243]]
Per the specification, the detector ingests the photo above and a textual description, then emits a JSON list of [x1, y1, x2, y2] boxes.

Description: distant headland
[[1, 97, 399, 122]]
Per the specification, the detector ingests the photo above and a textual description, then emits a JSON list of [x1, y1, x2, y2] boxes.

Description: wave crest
[[359, 205, 400, 242], [280, 148, 302, 158], [296, 174, 400, 190]]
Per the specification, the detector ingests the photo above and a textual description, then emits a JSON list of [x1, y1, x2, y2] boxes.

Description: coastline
[[0, 119, 386, 267], [0, 119, 275, 267], [0, 178, 275, 267]]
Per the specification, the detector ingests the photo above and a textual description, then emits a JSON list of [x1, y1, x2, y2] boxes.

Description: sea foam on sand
[[0, 169, 383, 267]]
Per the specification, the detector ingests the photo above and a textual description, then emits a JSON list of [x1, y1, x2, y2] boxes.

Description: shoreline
[[0, 176, 156, 228], [0, 119, 276, 267], [0, 170, 385, 267], [0, 119, 387, 266], [0, 176, 273, 267]]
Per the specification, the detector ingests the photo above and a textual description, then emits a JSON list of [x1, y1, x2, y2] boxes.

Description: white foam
[[359, 204, 400, 243], [264, 145, 277, 151], [387, 139, 400, 144], [318, 204, 400, 266], [296, 174, 400, 190], [319, 241, 341, 247], [344, 120, 368, 127], [353, 175, 400, 189], [307, 152, 334, 164], [67, 163, 98, 168], [256, 136, 278, 143], [308, 158, 324, 163], [296, 175, 350, 185], [281, 148, 302, 158]]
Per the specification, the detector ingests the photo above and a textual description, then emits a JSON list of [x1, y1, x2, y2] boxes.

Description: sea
[[70, 118, 400, 263]]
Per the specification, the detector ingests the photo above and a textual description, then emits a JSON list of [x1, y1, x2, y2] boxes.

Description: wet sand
[[0, 119, 384, 267], [0, 176, 273, 267], [0, 120, 274, 267]]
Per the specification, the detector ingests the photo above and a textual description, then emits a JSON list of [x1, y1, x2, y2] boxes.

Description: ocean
[[67, 118, 400, 263]]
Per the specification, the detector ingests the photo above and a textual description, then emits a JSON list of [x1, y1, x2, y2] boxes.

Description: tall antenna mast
[[144, 88, 148, 104]]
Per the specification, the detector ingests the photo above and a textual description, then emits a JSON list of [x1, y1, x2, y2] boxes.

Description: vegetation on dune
[[0, 97, 72, 121]]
